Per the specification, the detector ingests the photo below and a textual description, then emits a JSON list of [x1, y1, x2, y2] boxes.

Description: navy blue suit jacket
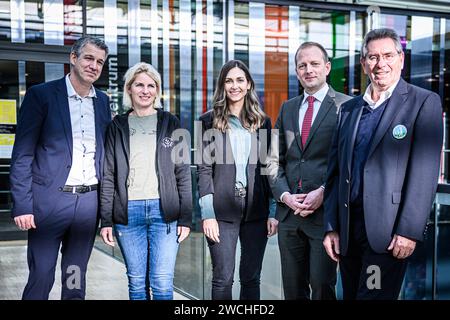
[[324, 78, 443, 254], [10, 77, 111, 224]]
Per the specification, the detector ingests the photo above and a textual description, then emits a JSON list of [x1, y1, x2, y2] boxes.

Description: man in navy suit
[[10, 36, 111, 300], [323, 28, 443, 299]]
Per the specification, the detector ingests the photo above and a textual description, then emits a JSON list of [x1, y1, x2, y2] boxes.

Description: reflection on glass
[[0, 0, 12, 41], [0, 60, 19, 101], [63, 0, 82, 45], [0, 61, 16, 237], [411, 16, 433, 90], [436, 217, 450, 299], [352, 12, 364, 96], [86, 0, 105, 39], [298, 10, 351, 94], [140, 0, 151, 64], [25, 0, 45, 43]]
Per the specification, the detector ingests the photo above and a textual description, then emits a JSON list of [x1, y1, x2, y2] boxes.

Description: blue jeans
[[114, 199, 179, 300]]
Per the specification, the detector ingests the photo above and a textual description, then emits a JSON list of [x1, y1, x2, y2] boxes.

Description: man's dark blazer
[[10, 77, 111, 224], [268, 87, 350, 224], [197, 111, 272, 222], [324, 78, 443, 255]]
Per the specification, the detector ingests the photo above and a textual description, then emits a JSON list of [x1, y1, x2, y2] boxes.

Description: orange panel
[[264, 6, 289, 127]]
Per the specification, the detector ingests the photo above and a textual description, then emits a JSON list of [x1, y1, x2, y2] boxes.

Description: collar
[[302, 83, 329, 106], [363, 78, 400, 107], [65, 74, 97, 99], [228, 115, 245, 129]]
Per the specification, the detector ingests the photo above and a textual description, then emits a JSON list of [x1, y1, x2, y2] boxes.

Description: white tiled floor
[[0, 241, 186, 300]]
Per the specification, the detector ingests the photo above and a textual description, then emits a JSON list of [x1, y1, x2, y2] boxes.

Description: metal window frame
[[0, 41, 70, 63]]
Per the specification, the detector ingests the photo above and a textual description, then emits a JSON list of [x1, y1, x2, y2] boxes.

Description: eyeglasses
[[365, 52, 399, 65]]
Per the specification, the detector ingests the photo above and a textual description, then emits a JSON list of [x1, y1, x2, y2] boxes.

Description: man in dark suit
[[267, 42, 350, 299], [10, 36, 111, 300], [323, 28, 443, 300]]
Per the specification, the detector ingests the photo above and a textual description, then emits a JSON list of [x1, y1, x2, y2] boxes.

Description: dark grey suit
[[268, 87, 350, 299], [324, 78, 443, 299]]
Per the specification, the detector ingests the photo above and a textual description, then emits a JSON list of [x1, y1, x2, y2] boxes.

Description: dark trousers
[[340, 205, 407, 300], [278, 211, 337, 300], [207, 197, 268, 300], [22, 190, 98, 300]]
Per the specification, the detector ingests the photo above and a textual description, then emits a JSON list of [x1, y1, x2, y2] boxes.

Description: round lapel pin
[[392, 125, 407, 140]]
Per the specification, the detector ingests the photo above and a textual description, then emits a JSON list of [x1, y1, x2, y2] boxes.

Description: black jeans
[[207, 196, 268, 300], [340, 204, 407, 300]]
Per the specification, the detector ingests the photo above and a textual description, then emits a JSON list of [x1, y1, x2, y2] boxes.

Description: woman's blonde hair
[[212, 60, 266, 132], [122, 62, 162, 110]]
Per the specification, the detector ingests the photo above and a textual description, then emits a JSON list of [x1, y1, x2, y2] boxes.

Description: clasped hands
[[282, 187, 324, 217]]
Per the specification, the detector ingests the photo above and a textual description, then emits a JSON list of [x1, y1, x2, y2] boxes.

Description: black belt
[[235, 187, 246, 198], [62, 184, 98, 193]]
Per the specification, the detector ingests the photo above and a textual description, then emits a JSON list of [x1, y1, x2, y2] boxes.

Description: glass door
[[0, 57, 68, 241]]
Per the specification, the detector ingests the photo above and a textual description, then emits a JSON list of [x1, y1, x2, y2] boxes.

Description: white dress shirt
[[298, 83, 329, 132], [363, 79, 400, 109], [65, 74, 98, 186]]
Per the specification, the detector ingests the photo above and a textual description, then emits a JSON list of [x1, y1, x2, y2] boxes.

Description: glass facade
[[1, 0, 450, 299]]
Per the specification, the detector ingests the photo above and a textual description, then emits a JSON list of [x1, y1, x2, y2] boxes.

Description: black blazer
[[197, 111, 272, 222], [324, 78, 443, 254]]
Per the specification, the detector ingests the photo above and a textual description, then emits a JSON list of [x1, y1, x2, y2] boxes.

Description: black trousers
[[207, 196, 268, 300], [340, 205, 407, 300], [278, 210, 337, 300]]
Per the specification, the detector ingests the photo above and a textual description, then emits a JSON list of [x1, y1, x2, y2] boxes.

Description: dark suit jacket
[[10, 77, 111, 224], [197, 111, 272, 222], [324, 78, 443, 254], [268, 87, 350, 224]]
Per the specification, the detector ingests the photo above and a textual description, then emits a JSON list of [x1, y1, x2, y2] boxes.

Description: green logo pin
[[392, 125, 407, 139]]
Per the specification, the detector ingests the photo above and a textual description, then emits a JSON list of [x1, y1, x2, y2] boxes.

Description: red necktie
[[301, 95, 315, 148]]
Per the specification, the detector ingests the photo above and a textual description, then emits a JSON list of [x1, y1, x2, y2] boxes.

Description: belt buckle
[[236, 187, 246, 198]]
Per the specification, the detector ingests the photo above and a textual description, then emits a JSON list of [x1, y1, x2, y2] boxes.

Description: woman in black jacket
[[100, 62, 192, 300], [197, 60, 278, 300]]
